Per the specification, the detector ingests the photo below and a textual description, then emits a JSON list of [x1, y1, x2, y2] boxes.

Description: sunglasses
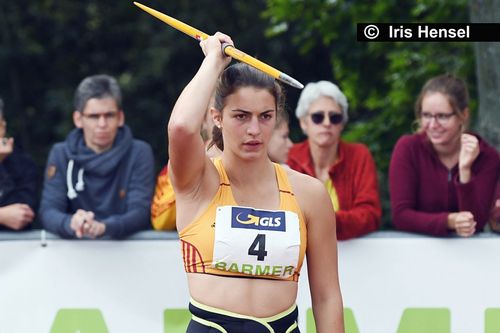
[[310, 111, 343, 125]]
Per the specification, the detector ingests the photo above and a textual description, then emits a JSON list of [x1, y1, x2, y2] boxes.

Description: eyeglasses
[[81, 111, 120, 122], [310, 111, 343, 125], [420, 112, 456, 125]]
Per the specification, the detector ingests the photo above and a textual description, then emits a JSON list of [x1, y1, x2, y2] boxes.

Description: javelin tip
[[279, 73, 304, 89]]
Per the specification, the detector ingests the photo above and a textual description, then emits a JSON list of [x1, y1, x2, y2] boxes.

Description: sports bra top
[[178, 158, 307, 281]]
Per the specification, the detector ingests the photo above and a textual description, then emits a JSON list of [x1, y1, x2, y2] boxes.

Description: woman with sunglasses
[[389, 74, 499, 237], [287, 81, 381, 241], [168, 33, 344, 332]]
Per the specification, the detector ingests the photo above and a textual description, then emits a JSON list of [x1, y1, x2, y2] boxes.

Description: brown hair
[[414, 74, 470, 130], [209, 63, 286, 151]]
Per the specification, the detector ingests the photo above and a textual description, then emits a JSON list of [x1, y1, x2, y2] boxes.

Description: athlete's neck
[[221, 154, 275, 188]]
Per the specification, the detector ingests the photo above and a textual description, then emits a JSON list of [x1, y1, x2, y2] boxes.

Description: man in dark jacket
[[0, 97, 38, 230], [39, 75, 155, 239]]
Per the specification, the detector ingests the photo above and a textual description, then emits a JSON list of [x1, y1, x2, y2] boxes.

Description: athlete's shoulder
[[285, 167, 326, 198], [284, 167, 332, 227]]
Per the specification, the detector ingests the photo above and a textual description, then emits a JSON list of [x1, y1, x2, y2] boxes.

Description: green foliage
[[0, 0, 278, 171], [263, 0, 475, 227]]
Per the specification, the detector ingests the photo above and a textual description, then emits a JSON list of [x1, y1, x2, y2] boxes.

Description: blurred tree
[[470, 0, 500, 150], [263, 0, 476, 227], [0, 0, 287, 171]]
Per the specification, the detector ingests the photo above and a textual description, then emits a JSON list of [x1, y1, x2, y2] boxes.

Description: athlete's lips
[[242, 140, 263, 151], [243, 140, 262, 145]]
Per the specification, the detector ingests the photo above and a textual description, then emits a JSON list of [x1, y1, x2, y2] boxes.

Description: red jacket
[[287, 140, 382, 240]]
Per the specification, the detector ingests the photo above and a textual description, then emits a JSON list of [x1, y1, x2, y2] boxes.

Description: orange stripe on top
[[181, 240, 206, 273]]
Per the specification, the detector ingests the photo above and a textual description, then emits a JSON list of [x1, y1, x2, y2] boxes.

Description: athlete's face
[[215, 87, 276, 160], [73, 97, 124, 154], [300, 96, 344, 148]]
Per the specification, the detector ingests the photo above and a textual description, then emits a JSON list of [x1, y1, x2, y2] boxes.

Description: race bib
[[212, 206, 300, 279]]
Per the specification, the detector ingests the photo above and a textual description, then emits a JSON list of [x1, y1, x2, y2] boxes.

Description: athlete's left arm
[[294, 173, 344, 332]]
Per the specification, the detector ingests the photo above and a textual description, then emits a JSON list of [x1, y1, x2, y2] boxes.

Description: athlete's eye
[[234, 113, 247, 120], [261, 113, 273, 120]]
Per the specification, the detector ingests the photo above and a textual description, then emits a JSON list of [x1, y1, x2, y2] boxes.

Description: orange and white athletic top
[[179, 158, 307, 282]]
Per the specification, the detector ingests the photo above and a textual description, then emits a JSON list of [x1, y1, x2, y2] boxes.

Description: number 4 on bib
[[248, 234, 268, 261]]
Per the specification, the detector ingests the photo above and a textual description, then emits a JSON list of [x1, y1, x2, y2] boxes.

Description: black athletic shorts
[[186, 298, 300, 333]]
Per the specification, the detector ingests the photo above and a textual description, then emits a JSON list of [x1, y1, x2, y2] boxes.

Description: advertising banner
[[0, 231, 499, 332]]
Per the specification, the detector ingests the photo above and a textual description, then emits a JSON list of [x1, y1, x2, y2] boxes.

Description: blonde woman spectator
[[390, 74, 499, 237]]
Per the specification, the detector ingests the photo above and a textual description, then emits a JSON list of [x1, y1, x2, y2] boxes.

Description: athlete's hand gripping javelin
[[199, 32, 234, 71]]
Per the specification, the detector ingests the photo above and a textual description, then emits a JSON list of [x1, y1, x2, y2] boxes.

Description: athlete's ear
[[211, 107, 222, 128]]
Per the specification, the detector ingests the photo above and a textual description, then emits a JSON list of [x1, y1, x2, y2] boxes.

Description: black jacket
[[0, 147, 39, 230]]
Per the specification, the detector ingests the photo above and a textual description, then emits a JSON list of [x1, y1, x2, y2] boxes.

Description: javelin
[[133, 2, 304, 89]]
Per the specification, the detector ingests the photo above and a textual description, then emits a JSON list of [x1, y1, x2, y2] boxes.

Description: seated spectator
[[389, 74, 500, 237], [268, 109, 293, 165], [0, 97, 38, 230], [287, 81, 381, 240], [151, 164, 176, 231], [39, 74, 155, 239]]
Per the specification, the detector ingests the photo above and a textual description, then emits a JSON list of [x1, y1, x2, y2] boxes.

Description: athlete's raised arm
[[168, 33, 232, 192]]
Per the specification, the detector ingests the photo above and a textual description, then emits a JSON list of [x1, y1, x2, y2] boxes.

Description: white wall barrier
[[1, 231, 500, 333]]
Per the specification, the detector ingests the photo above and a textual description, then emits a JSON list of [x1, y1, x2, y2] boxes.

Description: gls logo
[[231, 207, 286, 232]]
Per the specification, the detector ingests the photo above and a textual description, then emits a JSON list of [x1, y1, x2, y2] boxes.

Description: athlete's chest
[[212, 205, 301, 279]]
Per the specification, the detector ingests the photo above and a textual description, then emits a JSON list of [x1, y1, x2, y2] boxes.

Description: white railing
[[1, 230, 499, 332]]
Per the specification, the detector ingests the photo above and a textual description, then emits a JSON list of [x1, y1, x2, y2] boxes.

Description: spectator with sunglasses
[[287, 81, 381, 240], [389, 74, 499, 237]]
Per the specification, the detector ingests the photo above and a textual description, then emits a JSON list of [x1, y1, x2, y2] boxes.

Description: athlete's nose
[[247, 117, 261, 136]]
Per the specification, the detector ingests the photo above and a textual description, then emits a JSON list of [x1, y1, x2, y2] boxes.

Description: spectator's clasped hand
[[448, 211, 476, 237], [0, 204, 34, 230], [70, 209, 106, 239]]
